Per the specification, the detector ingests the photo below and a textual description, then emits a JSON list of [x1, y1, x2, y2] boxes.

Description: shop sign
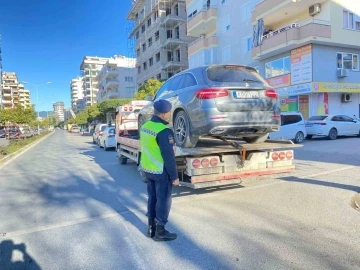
[[266, 74, 291, 88], [276, 83, 312, 96], [290, 44, 312, 85], [313, 82, 360, 93]]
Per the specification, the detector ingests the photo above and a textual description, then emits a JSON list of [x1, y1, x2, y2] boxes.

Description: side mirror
[[145, 95, 153, 101]]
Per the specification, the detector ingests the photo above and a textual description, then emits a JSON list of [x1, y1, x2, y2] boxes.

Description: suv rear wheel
[[174, 111, 199, 148]]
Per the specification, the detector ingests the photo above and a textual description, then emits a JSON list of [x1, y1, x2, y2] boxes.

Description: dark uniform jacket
[[143, 115, 178, 182]]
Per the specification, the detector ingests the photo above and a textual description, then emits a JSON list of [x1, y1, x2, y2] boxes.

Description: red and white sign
[[266, 74, 291, 88]]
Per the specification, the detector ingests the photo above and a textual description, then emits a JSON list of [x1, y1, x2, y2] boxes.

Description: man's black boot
[[154, 224, 177, 241], [147, 218, 156, 238]]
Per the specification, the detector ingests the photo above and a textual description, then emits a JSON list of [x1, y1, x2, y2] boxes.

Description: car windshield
[[307, 116, 328, 121], [206, 65, 267, 84]]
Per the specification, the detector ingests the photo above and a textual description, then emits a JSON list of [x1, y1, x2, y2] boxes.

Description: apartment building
[[186, 0, 261, 69], [70, 77, 84, 111], [53, 101, 65, 122], [80, 56, 109, 107], [127, 0, 195, 87], [96, 55, 136, 102], [252, 0, 360, 118], [76, 98, 86, 113], [1, 72, 32, 109]]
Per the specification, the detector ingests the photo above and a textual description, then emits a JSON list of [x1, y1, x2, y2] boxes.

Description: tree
[[0, 106, 36, 125], [85, 104, 100, 122], [135, 79, 164, 100], [97, 98, 133, 122], [75, 111, 88, 125]]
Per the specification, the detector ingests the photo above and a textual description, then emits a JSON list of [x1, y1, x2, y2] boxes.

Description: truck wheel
[[243, 134, 268, 144], [173, 110, 198, 148], [117, 145, 127, 165]]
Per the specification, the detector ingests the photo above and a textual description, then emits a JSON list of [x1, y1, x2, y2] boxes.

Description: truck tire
[[117, 145, 127, 165], [173, 110, 199, 148], [243, 134, 268, 144]]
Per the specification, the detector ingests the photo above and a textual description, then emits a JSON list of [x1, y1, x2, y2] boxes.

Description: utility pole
[[0, 35, 3, 109]]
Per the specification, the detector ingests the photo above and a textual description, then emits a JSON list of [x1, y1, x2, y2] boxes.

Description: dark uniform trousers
[[147, 178, 173, 226]]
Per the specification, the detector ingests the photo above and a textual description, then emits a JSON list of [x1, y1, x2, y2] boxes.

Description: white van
[[268, 112, 307, 143]]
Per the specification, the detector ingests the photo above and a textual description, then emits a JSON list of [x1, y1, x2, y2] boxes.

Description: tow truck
[[115, 112, 302, 189]]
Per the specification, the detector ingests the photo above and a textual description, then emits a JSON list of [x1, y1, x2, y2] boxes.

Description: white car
[[268, 112, 306, 143], [305, 114, 360, 140], [98, 126, 116, 151]]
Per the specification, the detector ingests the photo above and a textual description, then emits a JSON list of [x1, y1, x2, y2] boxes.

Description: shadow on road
[[0, 240, 41, 270]]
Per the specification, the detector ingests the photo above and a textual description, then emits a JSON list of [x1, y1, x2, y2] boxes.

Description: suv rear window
[[206, 65, 266, 84], [307, 116, 328, 121], [282, 115, 302, 126]]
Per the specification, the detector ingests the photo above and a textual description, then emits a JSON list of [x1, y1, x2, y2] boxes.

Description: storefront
[[265, 44, 360, 119]]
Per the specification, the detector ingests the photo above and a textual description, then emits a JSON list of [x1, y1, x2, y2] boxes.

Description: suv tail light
[[99, 131, 103, 136], [195, 88, 229, 99], [265, 89, 278, 99]]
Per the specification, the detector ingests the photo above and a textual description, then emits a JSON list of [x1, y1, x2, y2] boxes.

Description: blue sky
[[0, 0, 132, 111]]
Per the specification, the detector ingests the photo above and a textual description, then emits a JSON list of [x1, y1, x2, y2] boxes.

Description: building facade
[[70, 77, 84, 111], [75, 98, 86, 113], [80, 56, 109, 107], [96, 55, 136, 102], [53, 101, 65, 122], [1, 72, 32, 109], [252, 0, 360, 118], [186, 0, 261, 69], [127, 0, 195, 87]]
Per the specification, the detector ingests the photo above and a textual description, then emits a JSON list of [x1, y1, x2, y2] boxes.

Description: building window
[[155, 31, 160, 41], [174, 4, 179, 16], [343, 10, 360, 30], [138, 66, 141, 74], [147, 18, 151, 27], [166, 7, 171, 16], [168, 72, 174, 78], [167, 29, 172, 39], [157, 73, 161, 80], [149, 57, 154, 67], [175, 49, 180, 62], [125, 76, 134, 82], [154, 10, 158, 21], [148, 37, 153, 47], [136, 31, 139, 39], [175, 26, 180, 39], [337, 52, 359, 71], [136, 48, 140, 56], [265, 57, 291, 78], [247, 37, 252, 52], [221, 15, 231, 33], [141, 24, 145, 33], [167, 51, 173, 61], [142, 43, 146, 52], [156, 52, 161, 62], [143, 62, 147, 70]]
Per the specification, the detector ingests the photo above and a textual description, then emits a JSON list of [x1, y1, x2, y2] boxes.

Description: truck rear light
[[195, 88, 229, 99], [99, 131, 103, 136], [265, 89, 278, 99], [272, 115, 280, 119], [192, 159, 201, 168], [286, 151, 293, 159], [279, 152, 286, 160], [129, 106, 133, 111], [210, 158, 218, 167], [272, 152, 279, 161], [124, 107, 128, 111], [201, 158, 209, 168]]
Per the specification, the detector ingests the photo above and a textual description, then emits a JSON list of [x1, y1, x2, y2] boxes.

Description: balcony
[[127, 0, 145, 20], [252, 0, 321, 25], [162, 60, 188, 72], [160, 14, 186, 27], [162, 37, 188, 49], [105, 79, 119, 89], [187, 6, 217, 37], [252, 20, 331, 60], [188, 35, 218, 55]]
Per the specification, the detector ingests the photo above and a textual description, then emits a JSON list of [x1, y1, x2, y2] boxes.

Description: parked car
[[7, 129, 21, 140], [71, 125, 80, 133], [0, 129, 5, 138], [305, 114, 360, 140], [92, 123, 114, 144], [98, 126, 116, 151], [137, 64, 281, 147], [268, 112, 306, 143]]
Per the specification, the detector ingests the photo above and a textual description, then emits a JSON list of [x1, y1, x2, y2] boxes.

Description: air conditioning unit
[[341, 93, 352, 103], [338, 68, 349, 78], [309, 4, 321, 16]]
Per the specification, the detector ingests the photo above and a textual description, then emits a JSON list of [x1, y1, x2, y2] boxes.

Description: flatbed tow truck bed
[[116, 135, 302, 189]]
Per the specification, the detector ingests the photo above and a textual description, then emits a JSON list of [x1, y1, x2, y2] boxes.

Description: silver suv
[[138, 64, 281, 148]]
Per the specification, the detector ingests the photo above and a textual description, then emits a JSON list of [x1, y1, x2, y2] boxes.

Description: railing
[[187, 4, 217, 22], [189, 33, 217, 46]]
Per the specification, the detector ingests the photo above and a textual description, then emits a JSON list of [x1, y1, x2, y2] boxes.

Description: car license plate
[[234, 91, 259, 99], [192, 167, 222, 176]]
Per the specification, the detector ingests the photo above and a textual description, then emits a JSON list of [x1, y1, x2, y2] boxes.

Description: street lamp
[[21, 81, 52, 135]]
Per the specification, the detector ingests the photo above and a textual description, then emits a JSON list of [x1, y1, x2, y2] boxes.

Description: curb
[[0, 131, 54, 169]]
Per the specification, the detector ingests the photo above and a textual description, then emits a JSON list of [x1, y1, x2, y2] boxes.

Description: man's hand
[[172, 179, 180, 186]]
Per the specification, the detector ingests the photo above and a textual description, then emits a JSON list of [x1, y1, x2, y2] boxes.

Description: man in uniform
[[139, 99, 179, 242]]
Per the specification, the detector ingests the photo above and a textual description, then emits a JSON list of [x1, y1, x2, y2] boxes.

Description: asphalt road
[[0, 130, 359, 270]]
